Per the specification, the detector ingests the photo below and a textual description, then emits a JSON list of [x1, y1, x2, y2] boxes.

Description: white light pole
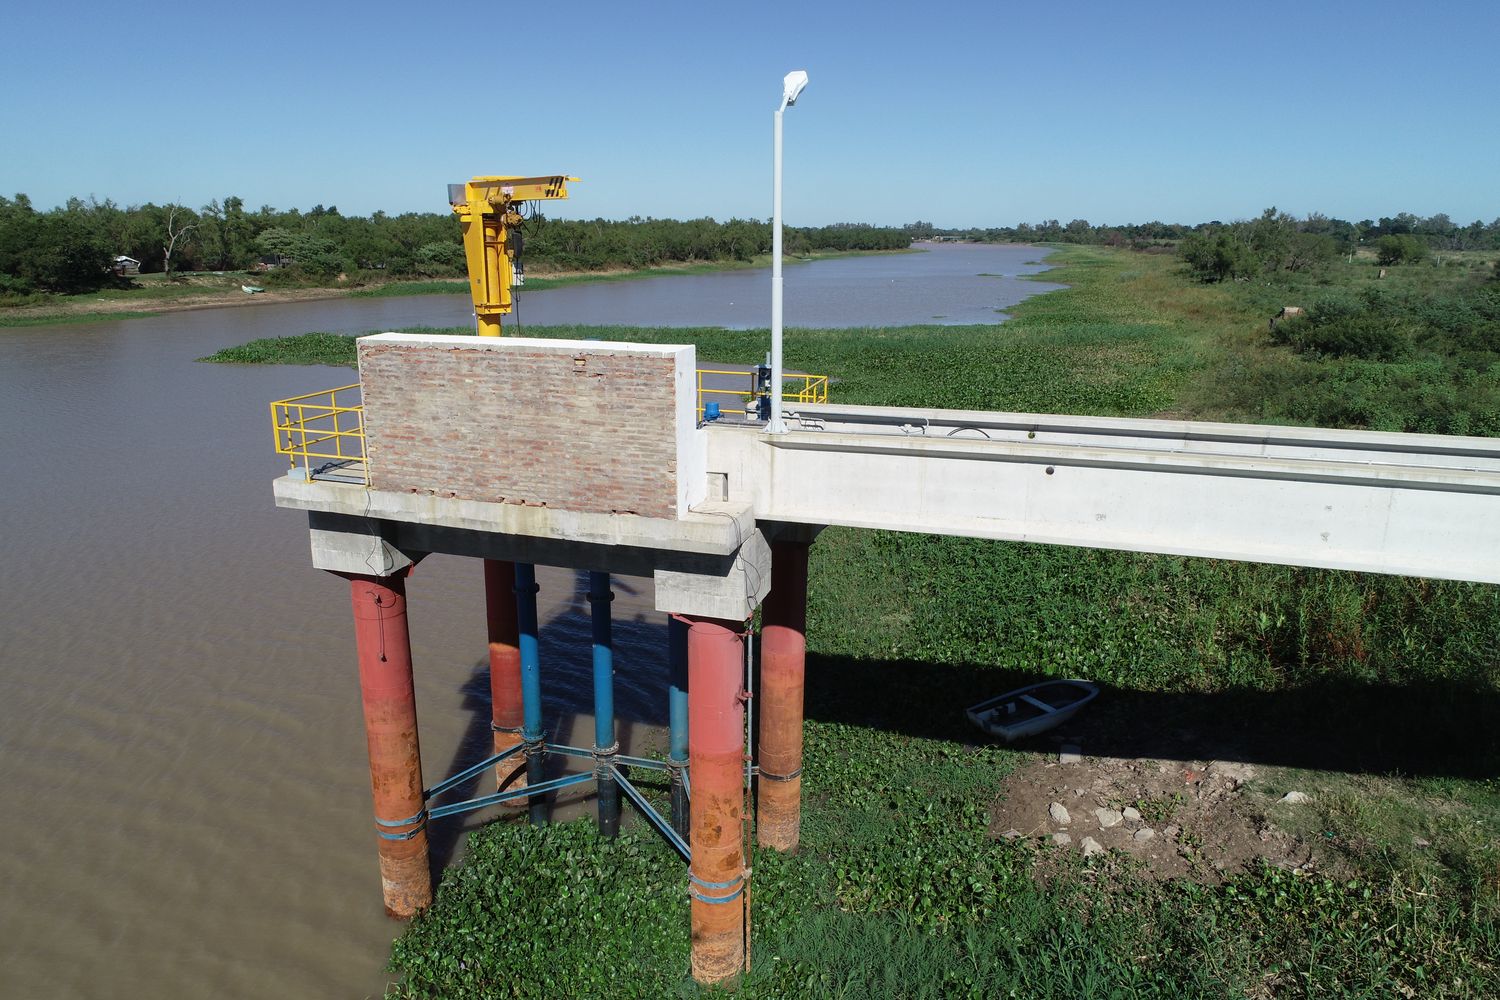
[[769, 69, 808, 434]]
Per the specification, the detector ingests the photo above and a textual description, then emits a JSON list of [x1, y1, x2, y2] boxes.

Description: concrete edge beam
[[784, 401, 1500, 461], [274, 476, 753, 557], [309, 512, 423, 577], [767, 431, 1500, 493], [305, 511, 772, 618], [655, 530, 772, 621]]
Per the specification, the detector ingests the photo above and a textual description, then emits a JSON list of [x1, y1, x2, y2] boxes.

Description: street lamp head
[[782, 70, 809, 108]]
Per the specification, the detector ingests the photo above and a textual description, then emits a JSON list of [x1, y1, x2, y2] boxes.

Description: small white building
[[112, 255, 141, 276]]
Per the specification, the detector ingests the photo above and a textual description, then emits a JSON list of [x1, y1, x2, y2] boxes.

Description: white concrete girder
[[708, 404, 1500, 585]]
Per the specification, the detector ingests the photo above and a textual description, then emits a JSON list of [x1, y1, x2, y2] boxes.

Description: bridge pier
[[483, 559, 526, 798], [685, 616, 748, 985], [340, 569, 432, 918], [667, 616, 690, 840], [513, 562, 548, 827], [280, 335, 777, 962], [588, 571, 621, 838], [758, 537, 810, 852]]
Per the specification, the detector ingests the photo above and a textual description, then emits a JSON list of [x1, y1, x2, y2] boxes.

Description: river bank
[[0, 248, 918, 329]]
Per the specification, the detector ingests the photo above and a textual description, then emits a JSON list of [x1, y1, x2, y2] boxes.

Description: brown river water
[[0, 244, 1056, 998]]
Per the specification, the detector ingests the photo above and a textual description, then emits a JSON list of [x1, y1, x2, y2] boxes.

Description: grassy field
[[207, 246, 1500, 998]]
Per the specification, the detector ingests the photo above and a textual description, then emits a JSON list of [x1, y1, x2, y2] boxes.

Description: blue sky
[[2, 1, 1496, 227]]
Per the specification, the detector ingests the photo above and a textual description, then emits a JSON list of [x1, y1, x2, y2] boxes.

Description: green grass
[[0, 308, 162, 328], [386, 704, 1497, 999], [198, 330, 370, 365], [206, 246, 1500, 997]]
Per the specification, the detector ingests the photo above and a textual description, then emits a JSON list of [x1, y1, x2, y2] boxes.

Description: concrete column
[[588, 571, 620, 838], [483, 559, 526, 797], [686, 617, 747, 985], [667, 615, 690, 840], [513, 562, 548, 827], [758, 539, 809, 852], [342, 570, 432, 918]]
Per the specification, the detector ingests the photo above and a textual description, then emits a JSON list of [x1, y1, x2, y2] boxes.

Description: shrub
[[1375, 234, 1429, 266], [1271, 296, 1414, 360], [1179, 230, 1251, 283], [413, 242, 465, 276]]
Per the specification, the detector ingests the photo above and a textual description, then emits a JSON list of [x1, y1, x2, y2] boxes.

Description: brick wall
[[358, 334, 700, 518]]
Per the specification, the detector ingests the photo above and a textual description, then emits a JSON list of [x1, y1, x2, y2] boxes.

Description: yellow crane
[[449, 175, 577, 336]]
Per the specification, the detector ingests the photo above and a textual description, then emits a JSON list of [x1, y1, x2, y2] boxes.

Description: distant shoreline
[[0, 248, 917, 330]]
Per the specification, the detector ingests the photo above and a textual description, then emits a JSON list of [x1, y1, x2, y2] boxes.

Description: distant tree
[[1418, 212, 1453, 235], [1301, 212, 1357, 253], [413, 241, 465, 276], [161, 204, 198, 278], [255, 228, 344, 275], [1285, 231, 1338, 271], [0, 200, 112, 292], [1375, 234, 1428, 266], [1179, 230, 1251, 282], [1063, 219, 1092, 243]]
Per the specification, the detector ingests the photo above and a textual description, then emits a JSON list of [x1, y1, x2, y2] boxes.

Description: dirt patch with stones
[[991, 740, 1331, 882]]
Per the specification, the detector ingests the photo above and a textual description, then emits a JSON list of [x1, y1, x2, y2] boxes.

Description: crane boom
[[449, 175, 577, 336]]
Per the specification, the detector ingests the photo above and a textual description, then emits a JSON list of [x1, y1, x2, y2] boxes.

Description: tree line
[[0, 193, 911, 296], [908, 211, 1500, 258]]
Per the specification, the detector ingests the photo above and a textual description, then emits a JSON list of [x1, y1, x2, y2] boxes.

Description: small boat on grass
[[241, 284, 265, 294], [966, 679, 1098, 742]]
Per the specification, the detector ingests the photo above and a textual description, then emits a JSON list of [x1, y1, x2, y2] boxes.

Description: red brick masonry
[[359, 335, 684, 518]]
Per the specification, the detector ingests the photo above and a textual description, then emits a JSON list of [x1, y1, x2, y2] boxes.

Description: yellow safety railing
[[784, 373, 829, 406], [695, 369, 828, 421], [696, 368, 755, 420], [269, 368, 829, 482], [270, 384, 368, 484]]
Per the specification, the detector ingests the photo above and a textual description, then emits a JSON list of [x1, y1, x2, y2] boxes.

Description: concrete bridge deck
[[706, 402, 1500, 585]]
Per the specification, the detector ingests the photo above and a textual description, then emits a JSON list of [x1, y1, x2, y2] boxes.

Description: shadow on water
[[802, 653, 1500, 780], [426, 571, 672, 872]]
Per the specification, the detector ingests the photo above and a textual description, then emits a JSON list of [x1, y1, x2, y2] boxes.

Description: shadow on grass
[[425, 571, 672, 875], [802, 651, 1500, 780]]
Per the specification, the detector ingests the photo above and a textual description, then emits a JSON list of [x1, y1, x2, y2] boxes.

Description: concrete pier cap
[[274, 332, 774, 617]]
